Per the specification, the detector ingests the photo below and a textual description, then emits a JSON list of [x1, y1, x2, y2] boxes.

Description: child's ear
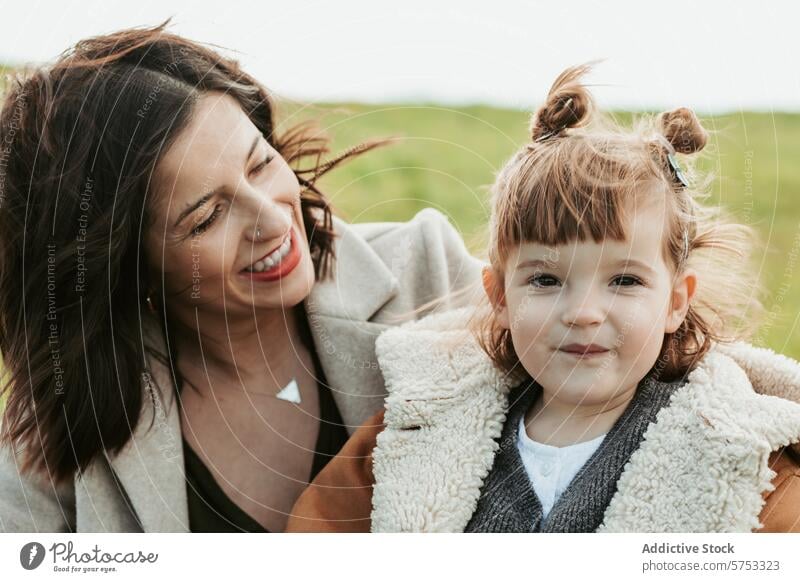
[[482, 266, 510, 329], [665, 268, 697, 333]]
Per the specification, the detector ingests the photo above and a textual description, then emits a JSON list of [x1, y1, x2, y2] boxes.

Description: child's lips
[[558, 344, 610, 359], [560, 343, 609, 354]]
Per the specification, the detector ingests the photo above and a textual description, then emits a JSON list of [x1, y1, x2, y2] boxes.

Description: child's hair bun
[[657, 107, 708, 154], [530, 63, 595, 142]]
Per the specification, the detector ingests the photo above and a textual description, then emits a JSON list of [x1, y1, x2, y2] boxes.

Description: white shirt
[[516, 416, 607, 519]]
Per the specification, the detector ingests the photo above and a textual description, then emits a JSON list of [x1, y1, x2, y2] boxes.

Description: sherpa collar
[[600, 345, 800, 532]]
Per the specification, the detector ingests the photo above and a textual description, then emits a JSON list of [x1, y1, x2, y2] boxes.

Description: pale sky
[[2, 0, 798, 112]]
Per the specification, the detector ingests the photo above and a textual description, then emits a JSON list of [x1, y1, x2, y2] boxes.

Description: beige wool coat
[[0, 208, 482, 532]]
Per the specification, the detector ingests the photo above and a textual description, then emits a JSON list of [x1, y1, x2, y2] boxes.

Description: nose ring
[[255, 225, 262, 241]]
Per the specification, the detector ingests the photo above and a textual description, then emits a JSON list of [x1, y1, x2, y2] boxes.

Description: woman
[[0, 22, 480, 532]]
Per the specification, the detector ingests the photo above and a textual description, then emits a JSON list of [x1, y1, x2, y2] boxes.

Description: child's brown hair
[[476, 64, 765, 382]]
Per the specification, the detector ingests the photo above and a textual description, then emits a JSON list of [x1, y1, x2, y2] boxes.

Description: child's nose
[[560, 294, 604, 327]]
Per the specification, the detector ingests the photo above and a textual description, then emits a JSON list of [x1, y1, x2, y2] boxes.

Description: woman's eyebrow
[[172, 134, 262, 227], [244, 133, 261, 164]]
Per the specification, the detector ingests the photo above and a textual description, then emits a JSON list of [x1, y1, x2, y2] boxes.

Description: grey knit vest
[[465, 373, 686, 532]]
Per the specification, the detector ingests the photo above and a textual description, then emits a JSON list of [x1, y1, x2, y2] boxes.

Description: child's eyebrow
[[514, 257, 657, 275], [515, 259, 557, 270], [609, 259, 657, 275]]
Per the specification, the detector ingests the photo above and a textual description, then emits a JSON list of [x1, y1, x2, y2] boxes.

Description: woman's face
[[145, 92, 316, 319]]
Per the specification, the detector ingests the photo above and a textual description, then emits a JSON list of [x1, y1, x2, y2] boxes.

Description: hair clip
[[682, 228, 690, 262], [653, 134, 689, 189], [667, 152, 689, 188]]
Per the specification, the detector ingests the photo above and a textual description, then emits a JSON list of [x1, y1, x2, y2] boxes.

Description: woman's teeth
[[245, 236, 292, 273]]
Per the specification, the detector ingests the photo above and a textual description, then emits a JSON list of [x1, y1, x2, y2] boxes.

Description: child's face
[[488, 201, 696, 407]]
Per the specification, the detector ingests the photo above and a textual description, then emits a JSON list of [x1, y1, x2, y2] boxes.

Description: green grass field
[[285, 102, 800, 359]]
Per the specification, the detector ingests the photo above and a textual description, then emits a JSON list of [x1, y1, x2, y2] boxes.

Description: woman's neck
[[170, 303, 309, 392], [523, 384, 638, 447]]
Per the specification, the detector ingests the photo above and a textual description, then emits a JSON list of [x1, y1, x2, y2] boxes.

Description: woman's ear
[[665, 268, 697, 333], [482, 266, 510, 329]]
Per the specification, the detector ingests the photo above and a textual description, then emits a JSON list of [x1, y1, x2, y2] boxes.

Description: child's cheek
[[507, 289, 542, 333], [613, 296, 667, 372], [614, 295, 656, 347], [507, 292, 550, 354]]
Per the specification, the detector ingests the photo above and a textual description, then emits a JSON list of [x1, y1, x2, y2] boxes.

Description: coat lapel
[[715, 341, 800, 456], [305, 216, 399, 431], [103, 324, 190, 532], [370, 309, 525, 532]]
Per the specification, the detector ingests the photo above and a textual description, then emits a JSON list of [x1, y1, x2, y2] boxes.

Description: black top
[[181, 306, 350, 533]]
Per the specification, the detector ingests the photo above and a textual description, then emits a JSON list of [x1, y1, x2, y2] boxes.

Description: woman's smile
[[240, 224, 302, 282]]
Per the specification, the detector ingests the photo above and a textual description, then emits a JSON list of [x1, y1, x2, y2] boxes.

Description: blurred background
[[1, 0, 799, 357]]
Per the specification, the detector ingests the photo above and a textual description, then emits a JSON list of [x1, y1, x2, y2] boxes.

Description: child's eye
[[527, 274, 561, 288], [191, 204, 223, 236], [252, 154, 274, 175], [612, 275, 643, 287]]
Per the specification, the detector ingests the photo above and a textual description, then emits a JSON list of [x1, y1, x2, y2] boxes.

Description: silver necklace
[[274, 378, 301, 403], [184, 375, 302, 403], [242, 377, 302, 403]]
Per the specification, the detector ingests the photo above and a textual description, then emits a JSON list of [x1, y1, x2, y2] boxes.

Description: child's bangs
[[495, 137, 657, 256]]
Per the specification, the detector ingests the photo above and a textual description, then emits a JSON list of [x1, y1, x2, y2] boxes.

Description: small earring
[[146, 294, 156, 313]]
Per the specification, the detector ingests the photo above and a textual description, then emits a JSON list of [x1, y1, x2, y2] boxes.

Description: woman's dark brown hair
[[0, 21, 381, 483]]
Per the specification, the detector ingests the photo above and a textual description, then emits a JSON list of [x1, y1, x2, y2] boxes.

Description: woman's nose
[[240, 192, 293, 243], [244, 213, 292, 243], [234, 184, 294, 242]]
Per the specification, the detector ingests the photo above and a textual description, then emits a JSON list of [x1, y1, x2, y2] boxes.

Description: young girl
[[286, 65, 800, 533]]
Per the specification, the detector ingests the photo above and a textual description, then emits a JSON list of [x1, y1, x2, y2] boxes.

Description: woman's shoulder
[[346, 207, 462, 244], [342, 208, 483, 283], [329, 208, 484, 317]]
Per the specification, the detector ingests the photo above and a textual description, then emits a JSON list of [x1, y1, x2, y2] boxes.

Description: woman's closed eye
[[252, 154, 274, 175], [188, 155, 275, 237], [191, 203, 223, 236]]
